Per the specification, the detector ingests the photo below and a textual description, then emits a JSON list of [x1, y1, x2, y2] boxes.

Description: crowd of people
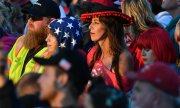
[[0, 0, 179, 108]]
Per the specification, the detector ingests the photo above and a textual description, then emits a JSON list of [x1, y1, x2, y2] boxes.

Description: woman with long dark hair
[[81, 3, 134, 93]]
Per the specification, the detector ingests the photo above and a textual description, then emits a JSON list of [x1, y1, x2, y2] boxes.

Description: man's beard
[[24, 27, 47, 49]]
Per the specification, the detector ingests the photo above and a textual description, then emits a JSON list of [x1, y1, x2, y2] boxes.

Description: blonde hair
[[122, 0, 155, 32]]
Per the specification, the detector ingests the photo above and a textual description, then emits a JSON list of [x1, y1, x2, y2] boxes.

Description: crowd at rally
[[0, 0, 180, 108]]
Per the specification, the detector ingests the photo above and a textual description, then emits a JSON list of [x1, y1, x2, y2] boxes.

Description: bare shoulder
[[118, 50, 134, 75]]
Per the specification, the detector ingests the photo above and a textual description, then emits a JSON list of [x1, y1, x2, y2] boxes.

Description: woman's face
[[45, 32, 58, 54], [89, 17, 106, 42], [141, 48, 156, 65]]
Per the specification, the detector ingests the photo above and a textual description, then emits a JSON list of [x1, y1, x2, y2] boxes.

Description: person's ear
[[50, 18, 56, 21], [47, 18, 56, 24], [57, 73, 69, 87]]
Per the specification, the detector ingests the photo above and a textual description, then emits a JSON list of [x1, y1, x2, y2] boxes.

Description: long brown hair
[[89, 16, 127, 91]]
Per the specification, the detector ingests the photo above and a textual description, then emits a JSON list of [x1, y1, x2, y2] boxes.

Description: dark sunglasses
[[29, 15, 43, 21]]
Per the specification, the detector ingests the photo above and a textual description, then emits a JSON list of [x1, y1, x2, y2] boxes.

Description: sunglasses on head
[[29, 15, 43, 21]]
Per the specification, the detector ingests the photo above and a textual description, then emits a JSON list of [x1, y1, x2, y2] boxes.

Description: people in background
[[135, 27, 177, 66], [130, 62, 180, 108], [34, 48, 91, 107], [161, 0, 180, 54], [121, 0, 161, 70], [7, 0, 60, 84]]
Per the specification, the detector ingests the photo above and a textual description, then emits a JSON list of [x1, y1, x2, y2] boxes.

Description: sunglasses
[[29, 15, 43, 21]]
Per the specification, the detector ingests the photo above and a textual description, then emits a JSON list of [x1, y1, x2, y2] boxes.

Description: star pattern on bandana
[[54, 27, 61, 35], [75, 30, 80, 37], [60, 42, 66, 48], [50, 17, 83, 49], [63, 32, 70, 38], [57, 19, 64, 24], [67, 23, 73, 29], [78, 22, 82, 28], [71, 38, 76, 47], [70, 16, 75, 20]]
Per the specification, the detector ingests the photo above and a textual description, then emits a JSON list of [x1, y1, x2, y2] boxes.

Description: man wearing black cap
[[7, 0, 60, 84], [34, 48, 91, 107]]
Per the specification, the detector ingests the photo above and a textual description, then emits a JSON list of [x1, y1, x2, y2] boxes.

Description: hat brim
[[80, 11, 133, 25], [22, 8, 45, 17], [33, 57, 57, 66]]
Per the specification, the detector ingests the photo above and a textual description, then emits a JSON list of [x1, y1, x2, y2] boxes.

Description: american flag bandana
[[48, 16, 83, 50]]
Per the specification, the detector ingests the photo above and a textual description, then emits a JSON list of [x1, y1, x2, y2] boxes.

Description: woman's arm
[[118, 50, 134, 76], [117, 50, 134, 93]]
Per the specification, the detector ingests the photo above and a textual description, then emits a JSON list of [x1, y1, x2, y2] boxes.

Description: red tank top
[[87, 46, 132, 92]]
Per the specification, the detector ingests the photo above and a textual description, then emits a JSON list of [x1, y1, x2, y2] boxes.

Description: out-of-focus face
[[141, 48, 156, 65], [161, 0, 178, 10], [38, 66, 58, 101], [132, 81, 154, 108], [89, 17, 106, 42], [45, 32, 58, 55]]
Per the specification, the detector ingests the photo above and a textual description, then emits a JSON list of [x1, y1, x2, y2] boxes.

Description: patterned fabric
[[49, 17, 83, 50], [91, 59, 120, 90]]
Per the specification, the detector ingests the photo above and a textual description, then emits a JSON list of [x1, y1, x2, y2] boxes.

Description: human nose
[[141, 49, 146, 56], [28, 17, 34, 22], [45, 34, 50, 42], [89, 23, 93, 30]]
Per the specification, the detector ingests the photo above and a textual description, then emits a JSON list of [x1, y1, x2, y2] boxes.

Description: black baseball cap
[[22, 0, 60, 18], [34, 48, 91, 96]]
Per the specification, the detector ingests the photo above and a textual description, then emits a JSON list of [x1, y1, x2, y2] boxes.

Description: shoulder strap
[[34, 49, 49, 72], [87, 46, 97, 65], [15, 36, 24, 57], [21, 44, 46, 76]]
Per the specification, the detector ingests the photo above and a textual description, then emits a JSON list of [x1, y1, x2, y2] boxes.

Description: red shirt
[[87, 46, 132, 92]]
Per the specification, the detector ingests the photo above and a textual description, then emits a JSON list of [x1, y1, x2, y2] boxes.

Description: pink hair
[[136, 27, 177, 64]]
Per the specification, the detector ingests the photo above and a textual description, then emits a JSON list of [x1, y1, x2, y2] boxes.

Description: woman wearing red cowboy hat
[[81, 2, 134, 93]]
